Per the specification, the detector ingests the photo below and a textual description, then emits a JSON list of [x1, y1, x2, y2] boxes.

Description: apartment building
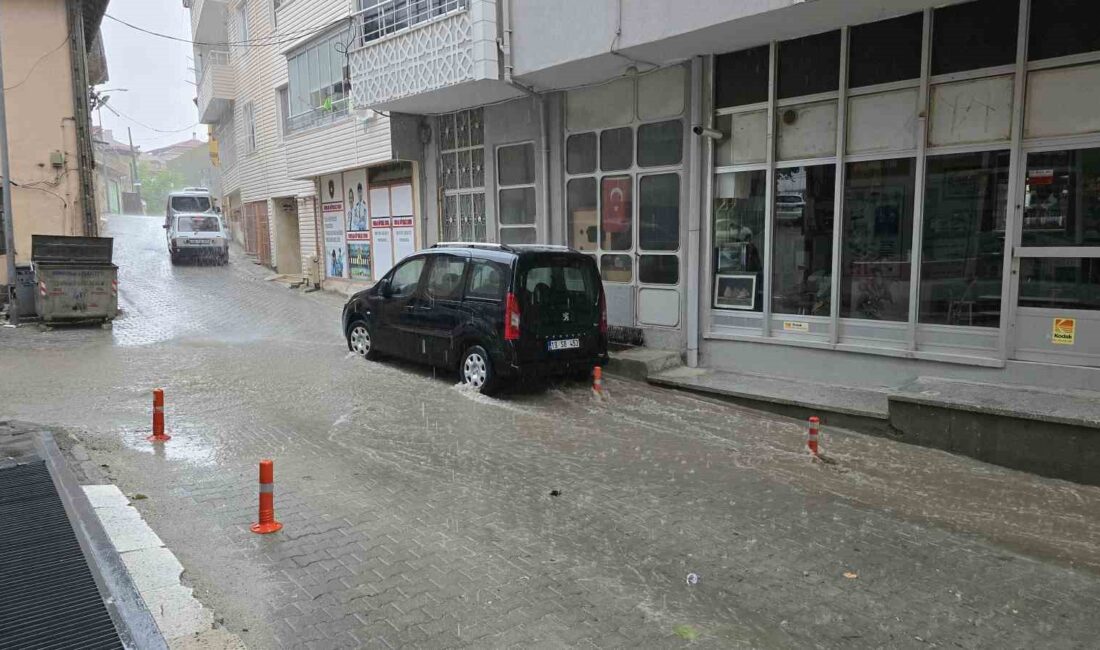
[[345, 0, 1100, 394], [187, 0, 424, 289], [0, 0, 108, 286]]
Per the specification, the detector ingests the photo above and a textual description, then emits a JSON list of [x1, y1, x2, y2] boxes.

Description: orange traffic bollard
[[807, 416, 820, 458], [250, 460, 283, 534], [592, 366, 605, 398], [147, 388, 171, 442]]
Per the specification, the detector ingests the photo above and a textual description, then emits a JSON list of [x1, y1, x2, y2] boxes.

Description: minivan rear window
[[465, 259, 508, 301], [177, 215, 220, 232], [519, 257, 600, 306], [171, 196, 212, 213]]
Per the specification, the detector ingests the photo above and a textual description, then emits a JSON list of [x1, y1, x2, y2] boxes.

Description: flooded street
[[2, 214, 1100, 648]]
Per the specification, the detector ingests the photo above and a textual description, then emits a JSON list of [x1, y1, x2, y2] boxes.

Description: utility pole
[[128, 127, 142, 210], [0, 1, 21, 325]]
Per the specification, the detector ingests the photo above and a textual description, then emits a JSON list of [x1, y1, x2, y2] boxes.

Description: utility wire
[[104, 13, 349, 48], [102, 103, 202, 135], [3, 31, 71, 91]]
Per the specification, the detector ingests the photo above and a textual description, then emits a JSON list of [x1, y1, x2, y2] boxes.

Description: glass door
[[1011, 146, 1100, 366]]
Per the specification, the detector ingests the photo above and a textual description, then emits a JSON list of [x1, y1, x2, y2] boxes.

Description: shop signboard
[[320, 174, 348, 279], [343, 169, 371, 281], [391, 184, 416, 264], [1052, 317, 1075, 345], [348, 238, 372, 280]]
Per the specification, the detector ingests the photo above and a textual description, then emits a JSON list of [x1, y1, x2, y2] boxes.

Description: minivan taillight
[[599, 286, 607, 335], [504, 292, 521, 340]]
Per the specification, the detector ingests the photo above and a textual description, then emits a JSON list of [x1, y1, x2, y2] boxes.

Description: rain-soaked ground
[[2, 214, 1100, 649]]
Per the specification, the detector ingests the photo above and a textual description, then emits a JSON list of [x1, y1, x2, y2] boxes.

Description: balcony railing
[[352, 0, 468, 48], [286, 97, 351, 134]]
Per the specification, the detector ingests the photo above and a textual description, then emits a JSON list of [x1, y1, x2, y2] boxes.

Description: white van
[[164, 189, 216, 228], [165, 212, 229, 265]]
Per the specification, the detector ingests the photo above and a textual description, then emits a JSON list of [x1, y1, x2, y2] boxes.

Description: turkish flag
[[602, 177, 632, 234]]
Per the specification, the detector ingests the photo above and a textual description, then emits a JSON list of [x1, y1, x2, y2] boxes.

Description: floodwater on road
[[2, 214, 1100, 648]]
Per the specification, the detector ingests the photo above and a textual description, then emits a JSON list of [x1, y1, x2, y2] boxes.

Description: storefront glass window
[[841, 159, 915, 322], [772, 164, 835, 316], [601, 254, 632, 283], [713, 171, 766, 311], [498, 143, 536, 244], [601, 176, 632, 250], [919, 151, 1009, 327], [931, 0, 1018, 75], [567, 133, 596, 175], [778, 30, 840, 99], [638, 120, 683, 168], [1022, 148, 1100, 247], [1018, 258, 1100, 311], [601, 128, 633, 171], [498, 143, 534, 186], [639, 256, 678, 285], [639, 174, 679, 251], [715, 45, 769, 109], [567, 178, 597, 251], [848, 12, 923, 88], [1028, 0, 1100, 61]]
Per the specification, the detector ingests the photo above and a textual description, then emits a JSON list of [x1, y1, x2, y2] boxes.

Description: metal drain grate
[[0, 461, 123, 649]]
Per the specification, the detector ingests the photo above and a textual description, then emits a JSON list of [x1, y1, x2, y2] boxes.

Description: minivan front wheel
[[347, 320, 378, 360], [461, 345, 497, 395]]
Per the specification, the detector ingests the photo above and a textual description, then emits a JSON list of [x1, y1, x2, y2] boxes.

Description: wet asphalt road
[[2, 214, 1100, 649]]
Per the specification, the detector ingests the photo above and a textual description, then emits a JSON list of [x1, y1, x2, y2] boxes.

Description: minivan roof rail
[[432, 242, 514, 252]]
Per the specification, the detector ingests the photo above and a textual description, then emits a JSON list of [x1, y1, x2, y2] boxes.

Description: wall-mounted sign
[[782, 321, 809, 332], [1052, 317, 1075, 345], [320, 174, 347, 279]]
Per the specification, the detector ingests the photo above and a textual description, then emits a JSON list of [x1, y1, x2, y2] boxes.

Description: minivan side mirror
[[380, 280, 393, 298], [162, 224, 169, 229]]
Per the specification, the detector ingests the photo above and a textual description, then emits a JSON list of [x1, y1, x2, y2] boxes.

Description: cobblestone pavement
[[2, 215, 1100, 649]]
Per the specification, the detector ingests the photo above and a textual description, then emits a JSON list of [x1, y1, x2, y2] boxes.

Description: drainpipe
[[686, 56, 704, 368], [500, 0, 551, 243]]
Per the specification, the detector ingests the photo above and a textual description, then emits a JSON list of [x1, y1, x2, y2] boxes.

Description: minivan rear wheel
[[347, 320, 378, 360], [460, 345, 497, 395]]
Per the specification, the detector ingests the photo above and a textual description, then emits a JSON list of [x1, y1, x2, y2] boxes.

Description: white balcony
[[197, 51, 234, 124], [190, 0, 228, 43], [349, 0, 523, 114]]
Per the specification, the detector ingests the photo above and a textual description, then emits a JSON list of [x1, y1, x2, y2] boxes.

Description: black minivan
[[341, 243, 608, 394]]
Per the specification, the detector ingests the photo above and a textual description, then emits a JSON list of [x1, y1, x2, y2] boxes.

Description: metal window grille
[[353, 0, 468, 48]]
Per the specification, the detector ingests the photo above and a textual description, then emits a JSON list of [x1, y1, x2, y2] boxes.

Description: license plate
[[187, 239, 212, 245], [548, 338, 580, 351]]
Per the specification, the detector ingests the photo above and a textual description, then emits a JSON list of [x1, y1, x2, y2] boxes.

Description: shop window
[[567, 178, 597, 251], [425, 256, 467, 301], [931, 0, 1018, 75], [715, 45, 769, 109], [639, 174, 679, 251], [846, 89, 919, 155], [638, 120, 683, 168], [919, 151, 1009, 328], [715, 111, 767, 166], [639, 256, 678, 285], [567, 133, 597, 175], [1029, 0, 1100, 61], [600, 127, 633, 171], [777, 101, 837, 161], [778, 30, 840, 99], [638, 66, 685, 120], [498, 143, 534, 186], [772, 165, 835, 316], [499, 188, 535, 226], [601, 176, 632, 250], [713, 171, 766, 311], [848, 12, 923, 88], [841, 159, 916, 322], [601, 254, 632, 283], [1018, 258, 1100, 310], [1022, 148, 1100, 247]]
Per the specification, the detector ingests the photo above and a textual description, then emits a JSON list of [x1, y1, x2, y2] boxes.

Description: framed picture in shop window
[[714, 273, 756, 310]]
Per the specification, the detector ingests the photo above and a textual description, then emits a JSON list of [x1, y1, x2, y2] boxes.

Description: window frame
[[495, 141, 537, 245], [242, 101, 257, 154], [438, 109, 486, 242]]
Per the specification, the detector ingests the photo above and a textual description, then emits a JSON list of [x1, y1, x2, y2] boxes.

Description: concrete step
[[648, 365, 891, 434], [606, 347, 682, 381], [888, 377, 1100, 486]]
